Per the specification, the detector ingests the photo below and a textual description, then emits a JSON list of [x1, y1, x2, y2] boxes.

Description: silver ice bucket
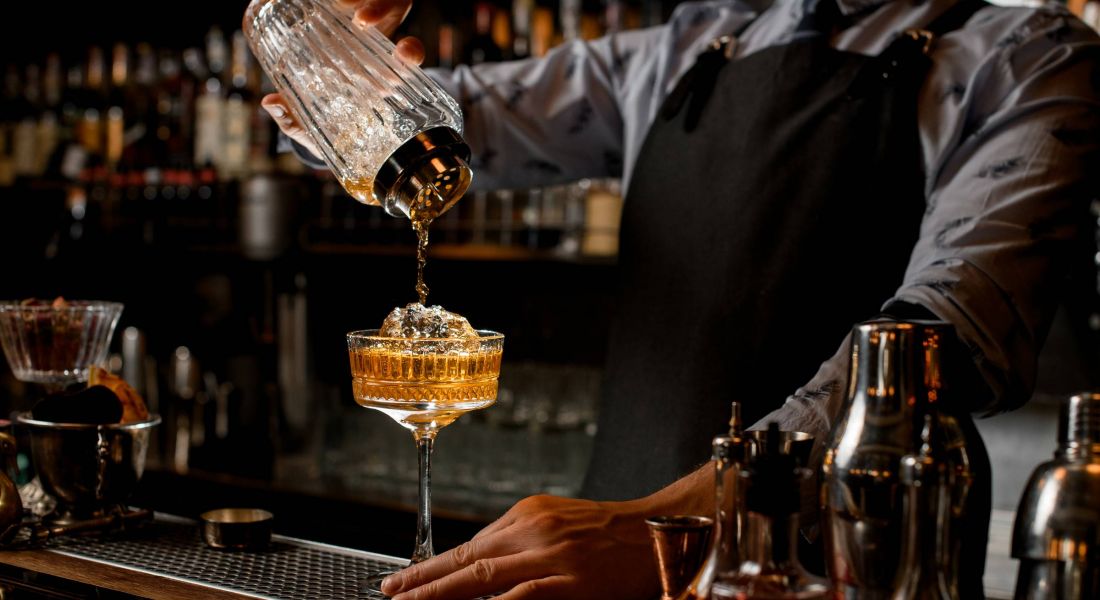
[[15, 413, 160, 524]]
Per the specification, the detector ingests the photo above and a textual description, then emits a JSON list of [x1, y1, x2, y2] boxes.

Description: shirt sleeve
[[892, 8, 1100, 413], [428, 27, 661, 191], [284, 28, 661, 189], [752, 7, 1100, 444]]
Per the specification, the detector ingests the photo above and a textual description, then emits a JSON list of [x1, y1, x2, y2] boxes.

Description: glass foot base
[[363, 570, 397, 598]]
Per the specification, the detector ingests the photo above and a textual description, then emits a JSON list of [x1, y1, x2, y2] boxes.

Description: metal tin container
[[15, 413, 160, 525], [201, 508, 274, 551]]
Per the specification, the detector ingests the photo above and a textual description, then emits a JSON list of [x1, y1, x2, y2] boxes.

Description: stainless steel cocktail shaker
[[1012, 392, 1100, 599], [822, 321, 974, 598]]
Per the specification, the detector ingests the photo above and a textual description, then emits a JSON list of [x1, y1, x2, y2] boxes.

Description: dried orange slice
[[89, 367, 149, 423]]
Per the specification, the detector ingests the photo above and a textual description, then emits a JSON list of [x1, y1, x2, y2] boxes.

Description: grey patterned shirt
[[424, 0, 1100, 442]]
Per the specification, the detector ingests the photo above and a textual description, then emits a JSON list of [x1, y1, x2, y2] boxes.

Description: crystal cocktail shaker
[[244, 0, 472, 219]]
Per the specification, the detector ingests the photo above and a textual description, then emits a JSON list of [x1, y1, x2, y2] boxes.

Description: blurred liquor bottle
[[37, 54, 63, 178], [512, 0, 535, 59], [439, 20, 458, 70], [0, 66, 27, 186], [531, 5, 556, 57], [79, 46, 108, 185], [465, 2, 505, 65], [193, 27, 227, 179], [222, 31, 255, 181], [105, 43, 129, 180]]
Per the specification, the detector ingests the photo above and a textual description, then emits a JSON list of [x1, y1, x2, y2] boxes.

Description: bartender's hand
[[380, 495, 661, 600], [260, 0, 425, 158]]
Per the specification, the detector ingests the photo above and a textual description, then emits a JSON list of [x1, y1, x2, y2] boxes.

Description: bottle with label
[[129, 43, 159, 187], [222, 31, 254, 181], [11, 64, 39, 180], [561, 0, 582, 43], [0, 66, 20, 186], [512, 0, 535, 59], [105, 43, 129, 177], [194, 28, 227, 177], [465, 2, 504, 65], [79, 46, 107, 184], [54, 63, 86, 181], [36, 53, 63, 178], [438, 20, 458, 70], [531, 6, 556, 58]]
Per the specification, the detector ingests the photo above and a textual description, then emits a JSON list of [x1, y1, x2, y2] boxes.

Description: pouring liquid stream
[[410, 185, 446, 306]]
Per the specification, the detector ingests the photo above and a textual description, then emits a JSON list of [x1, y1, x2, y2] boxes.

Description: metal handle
[[94, 429, 111, 502]]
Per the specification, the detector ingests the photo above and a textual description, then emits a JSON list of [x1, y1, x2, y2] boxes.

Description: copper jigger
[[646, 515, 714, 600]]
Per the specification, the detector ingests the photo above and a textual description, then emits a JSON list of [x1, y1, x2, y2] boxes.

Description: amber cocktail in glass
[[347, 329, 503, 580]]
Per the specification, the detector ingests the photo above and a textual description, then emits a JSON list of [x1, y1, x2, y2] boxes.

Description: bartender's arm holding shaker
[[263, 0, 1100, 598]]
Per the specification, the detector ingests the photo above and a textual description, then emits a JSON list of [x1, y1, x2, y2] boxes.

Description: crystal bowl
[[0, 301, 124, 387]]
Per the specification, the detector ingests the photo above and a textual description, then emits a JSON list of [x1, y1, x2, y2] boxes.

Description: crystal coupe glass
[[347, 329, 503, 586]]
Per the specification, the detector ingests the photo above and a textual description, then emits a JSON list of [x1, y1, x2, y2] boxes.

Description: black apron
[[583, 0, 990, 594]]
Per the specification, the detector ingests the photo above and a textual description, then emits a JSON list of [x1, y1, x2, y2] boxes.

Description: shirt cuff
[[277, 132, 328, 170]]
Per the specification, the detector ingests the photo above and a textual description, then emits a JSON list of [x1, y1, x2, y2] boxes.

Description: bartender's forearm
[[625, 460, 714, 520], [751, 301, 996, 466]]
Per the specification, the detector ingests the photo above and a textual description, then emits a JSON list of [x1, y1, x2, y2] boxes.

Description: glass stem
[[411, 430, 436, 563]]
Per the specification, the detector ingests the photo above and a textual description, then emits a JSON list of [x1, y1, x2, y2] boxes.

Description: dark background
[[1, 1, 688, 63]]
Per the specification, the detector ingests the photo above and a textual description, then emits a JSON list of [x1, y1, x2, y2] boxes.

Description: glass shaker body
[[244, 0, 472, 218]]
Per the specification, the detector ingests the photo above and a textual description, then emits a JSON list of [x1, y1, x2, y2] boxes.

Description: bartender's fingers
[[493, 576, 572, 600], [472, 513, 517, 540], [390, 552, 550, 600], [343, 0, 413, 37], [394, 37, 425, 65], [260, 94, 321, 157], [338, 1, 424, 64], [381, 533, 513, 595]]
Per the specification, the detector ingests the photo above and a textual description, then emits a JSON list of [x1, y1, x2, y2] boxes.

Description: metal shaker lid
[[1012, 393, 1100, 561], [374, 127, 473, 219], [1059, 392, 1100, 458]]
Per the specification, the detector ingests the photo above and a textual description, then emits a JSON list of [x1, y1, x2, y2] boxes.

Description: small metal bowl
[[201, 508, 273, 551]]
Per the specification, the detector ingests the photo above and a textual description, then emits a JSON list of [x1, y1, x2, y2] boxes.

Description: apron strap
[[662, 0, 988, 129], [847, 0, 989, 98]]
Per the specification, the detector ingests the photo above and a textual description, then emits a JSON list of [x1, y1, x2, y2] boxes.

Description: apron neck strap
[[923, 0, 989, 38]]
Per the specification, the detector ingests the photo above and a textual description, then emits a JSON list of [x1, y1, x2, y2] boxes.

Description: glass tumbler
[[244, 0, 472, 219]]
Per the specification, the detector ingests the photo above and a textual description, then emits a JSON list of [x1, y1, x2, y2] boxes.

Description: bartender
[[264, 0, 1100, 597]]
